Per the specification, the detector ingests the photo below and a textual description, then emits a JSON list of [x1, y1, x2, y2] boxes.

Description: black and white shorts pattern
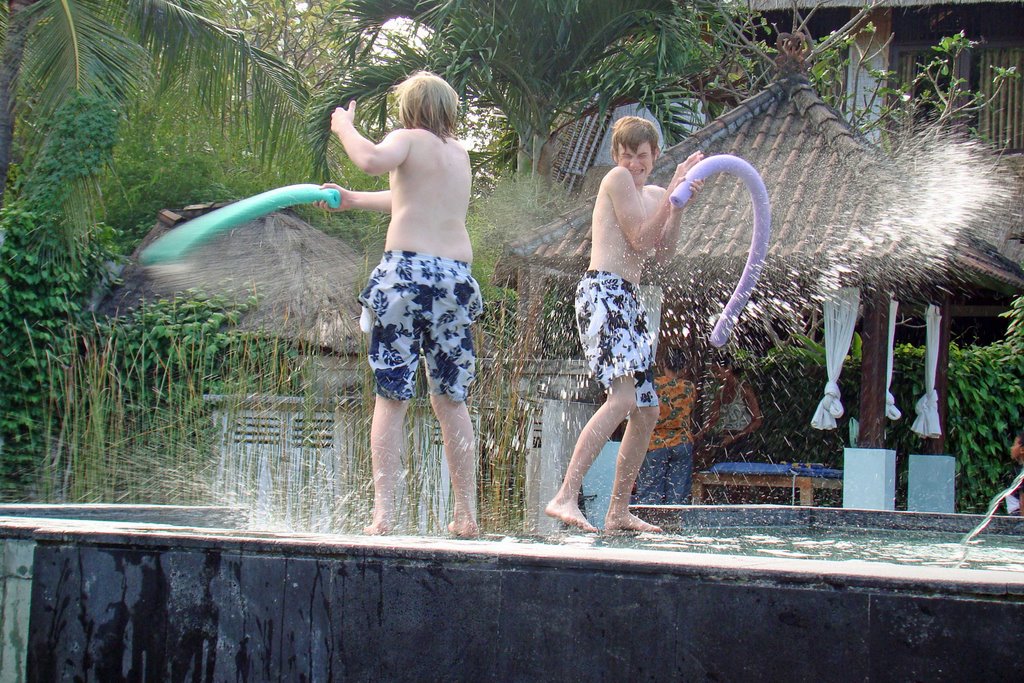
[[575, 270, 658, 407], [358, 250, 483, 402]]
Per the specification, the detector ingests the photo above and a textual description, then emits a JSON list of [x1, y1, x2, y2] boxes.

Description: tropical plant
[[0, 0, 310, 220], [0, 96, 118, 494], [310, 0, 721, 177]]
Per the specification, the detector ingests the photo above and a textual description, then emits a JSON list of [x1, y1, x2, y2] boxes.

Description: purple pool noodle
[[669, 154, 771, 347]]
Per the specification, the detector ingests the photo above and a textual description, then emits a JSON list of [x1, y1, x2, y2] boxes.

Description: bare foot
[[363, 513, 393, 535], [604, 511, 662, 534], [545, 499, 598, 533], [448, 518, 480, 538]]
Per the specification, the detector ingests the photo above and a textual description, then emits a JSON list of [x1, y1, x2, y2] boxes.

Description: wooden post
[[858, 290, 890, 448], [514, 267, 547, 359], [924, 295, 952, 455]]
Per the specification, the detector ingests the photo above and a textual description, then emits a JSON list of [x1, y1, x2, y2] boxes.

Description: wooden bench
[[692, 470, 843, 506]]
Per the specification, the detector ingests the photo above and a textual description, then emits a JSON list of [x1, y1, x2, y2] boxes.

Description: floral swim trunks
[[358, 250, 483, 402], [575, 270, 658, 407]]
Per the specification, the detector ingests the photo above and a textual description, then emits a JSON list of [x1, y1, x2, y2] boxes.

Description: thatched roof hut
[[495, 72, 1024, 347], [98, 206, 367, 354], [494, 47, 1024, 451]]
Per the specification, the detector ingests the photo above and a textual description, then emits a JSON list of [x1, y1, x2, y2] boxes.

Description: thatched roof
[[495, 74, 1024, 302], [98, 207, 367, 353]]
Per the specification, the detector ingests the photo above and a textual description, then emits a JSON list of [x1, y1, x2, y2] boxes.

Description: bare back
[[386, 129, 473, 263], [589, 176, 666, 284]]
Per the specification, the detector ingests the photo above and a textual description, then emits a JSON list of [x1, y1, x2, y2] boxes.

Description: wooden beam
[[924, 295, 953, 455], [949, 304, 1012, 318], [858, 290, 889, 449]]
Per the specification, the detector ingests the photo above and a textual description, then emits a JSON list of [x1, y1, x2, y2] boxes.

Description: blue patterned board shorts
[[575, 270, 658, 408], [358, 250, 483, 402]]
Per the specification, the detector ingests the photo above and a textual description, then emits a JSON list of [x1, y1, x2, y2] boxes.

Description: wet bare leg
[[605, 405, 663, 533], [431, 394, 480, 538], [546, 377, 636, 533], [365, 395, 408, 535]]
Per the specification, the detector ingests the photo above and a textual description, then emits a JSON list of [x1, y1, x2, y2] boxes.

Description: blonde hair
[[394, 71, 459, 140], [610, 116, 660, 160]]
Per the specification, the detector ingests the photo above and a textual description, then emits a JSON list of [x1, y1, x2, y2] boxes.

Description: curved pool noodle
[[669, 154, 771, 348], [139, 184, 342, 265]]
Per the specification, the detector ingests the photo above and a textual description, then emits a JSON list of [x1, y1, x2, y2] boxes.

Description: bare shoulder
[[602, 165, 631, 184], [644, 184, 668, 200], [599, 165, 632, 196]]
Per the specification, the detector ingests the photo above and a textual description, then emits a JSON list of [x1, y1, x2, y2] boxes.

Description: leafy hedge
[[0, 97, 118, 495], [744, 322, 1023, 513]]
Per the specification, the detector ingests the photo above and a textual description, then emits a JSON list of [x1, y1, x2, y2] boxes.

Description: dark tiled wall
[[27, 540, 1024, 682]]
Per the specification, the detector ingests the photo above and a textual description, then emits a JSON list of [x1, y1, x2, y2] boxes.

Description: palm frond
[[22, 0, 149, 120], [121, 0, 311, 166]]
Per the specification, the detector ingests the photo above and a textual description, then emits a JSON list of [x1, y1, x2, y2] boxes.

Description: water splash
[[955, 467, 1024, 567]]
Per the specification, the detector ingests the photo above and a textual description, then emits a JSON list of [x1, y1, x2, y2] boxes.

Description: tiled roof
[[497, 75, 1024, 297]]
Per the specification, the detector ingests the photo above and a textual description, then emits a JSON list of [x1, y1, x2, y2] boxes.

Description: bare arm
[[603, 167, 676, 253], [318, 183, 392, 213], [654, 154, 705, 263], [330, 101, 411, 175]]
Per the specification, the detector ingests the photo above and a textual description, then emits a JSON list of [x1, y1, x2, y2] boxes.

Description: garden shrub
[[744, 314, 1024, 513]]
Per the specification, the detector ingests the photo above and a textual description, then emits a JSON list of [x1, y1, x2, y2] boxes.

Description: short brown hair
[[394, 71, 459, 140], [611, 116, 660, 160]]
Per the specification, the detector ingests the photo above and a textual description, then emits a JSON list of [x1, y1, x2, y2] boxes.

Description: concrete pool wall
[[5, 507, 1024, 681]]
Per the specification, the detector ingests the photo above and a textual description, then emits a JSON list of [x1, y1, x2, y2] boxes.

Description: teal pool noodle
[[139, 184, 342, 265]]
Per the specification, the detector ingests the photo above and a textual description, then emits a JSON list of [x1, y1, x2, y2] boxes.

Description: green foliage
[[745, 335, 1024, 513], [102, 91, 384, 255], [1003, 295, 1024, 357], [0, 207, 105, 493], [808, 27, 1020, 139], [943, 343, 1023, 511], [0, 96, 120, 496], [23, 96, 118, 211], [315, 0, 719, 176], [40, 295, 307, 503]]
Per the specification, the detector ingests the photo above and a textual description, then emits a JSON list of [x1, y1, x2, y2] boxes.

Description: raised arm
[[654, 153, 704, 264], [603, 167, 675, 253], [330, 101, 411, 176]]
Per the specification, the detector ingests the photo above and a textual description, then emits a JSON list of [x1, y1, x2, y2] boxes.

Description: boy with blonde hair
[[321, 71, 481, 537], [545, 116, 704, 532]]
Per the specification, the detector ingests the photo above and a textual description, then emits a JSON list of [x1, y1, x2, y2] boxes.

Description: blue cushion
[[707, 462, 844, 479]]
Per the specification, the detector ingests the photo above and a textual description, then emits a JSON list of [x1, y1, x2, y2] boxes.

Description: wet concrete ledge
[[635, 503, 1024, 536], [14, 518, 1024, 682], [0, 503, 247, 529]]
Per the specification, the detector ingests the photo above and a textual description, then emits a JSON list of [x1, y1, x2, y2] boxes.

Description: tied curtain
[[885, 298, 902, 421], [911, 304, 942, 438], [812, 287, 860, 430]]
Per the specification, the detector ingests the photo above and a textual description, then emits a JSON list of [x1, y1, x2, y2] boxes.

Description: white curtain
[[812, 287, 860, 430], [911, 304, 942, 437], [885, 298, 902, 421]]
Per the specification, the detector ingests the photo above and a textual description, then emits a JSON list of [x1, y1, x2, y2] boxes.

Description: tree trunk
[[0, 1, 39, 209], [858, 289, 890, 449]]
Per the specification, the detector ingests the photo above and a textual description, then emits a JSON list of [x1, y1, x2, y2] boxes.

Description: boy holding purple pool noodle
[[545, 116, 704, 533]]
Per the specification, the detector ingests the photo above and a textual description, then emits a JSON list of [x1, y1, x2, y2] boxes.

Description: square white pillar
[[582, 441, 621, 530], [907, 453, 956, 513], [843, 447, 896, 510], [525, 399, 596, 533]]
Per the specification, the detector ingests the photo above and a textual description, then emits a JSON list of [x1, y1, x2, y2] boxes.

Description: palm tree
[[312, 0, 720, 177], [0, 0, 310, 210]]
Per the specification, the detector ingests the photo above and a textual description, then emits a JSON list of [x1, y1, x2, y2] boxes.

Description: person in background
[[634, 347, 697, 505], [1004, 430, 1024, 516], [702, 355, 763, 465]]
